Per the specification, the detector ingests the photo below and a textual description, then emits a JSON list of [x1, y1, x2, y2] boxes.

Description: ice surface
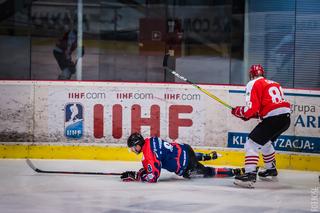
[[0, 159, 319, 213]]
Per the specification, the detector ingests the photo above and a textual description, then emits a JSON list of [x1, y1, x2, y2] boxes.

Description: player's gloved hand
[[231, 106, 248, 121], [121, 171, 138, 182], [136, 168, 146, 179], [121, 168, 146, 182]]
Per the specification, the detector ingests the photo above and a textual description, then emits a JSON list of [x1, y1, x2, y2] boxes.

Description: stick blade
[[26, 159, 40, 173]]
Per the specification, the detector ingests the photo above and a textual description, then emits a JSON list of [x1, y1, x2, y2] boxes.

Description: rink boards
[[1, 143, 320, 171], [0, 81, 319, 171]]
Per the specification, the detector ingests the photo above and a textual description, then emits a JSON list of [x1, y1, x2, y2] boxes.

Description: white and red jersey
[[243, 77, 291, 119]]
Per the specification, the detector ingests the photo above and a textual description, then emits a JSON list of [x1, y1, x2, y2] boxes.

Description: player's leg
[[234, 121, 266, 187], [195, 151, 218, 161], [58, 68, 72, 80], [259, 140, 278, 180], [210, 167, 245, 178], [54, 50, 72, 80], [59, 59, 76, 80], [183, 144, 241, 178], [53, 49, 65, 70], [68, 60, 76, 75], [182, 144, 215, 178], [234, 138, 260, 188], [235, 114, 291, 187], [192, 163, 245, 178], [258, 113, 290, 180]]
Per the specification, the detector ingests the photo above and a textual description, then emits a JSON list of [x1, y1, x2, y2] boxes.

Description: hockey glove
[[121, 168, 146, 182], [121, 171, 138, 182], [136, 168, 146, 179], [231, 106, 248, 121]]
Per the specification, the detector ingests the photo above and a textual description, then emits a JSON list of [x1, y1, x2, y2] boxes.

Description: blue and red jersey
[[139, 137, 189, 183]]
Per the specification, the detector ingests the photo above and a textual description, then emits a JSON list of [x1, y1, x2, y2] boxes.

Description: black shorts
[[249, 113, 291, 146], [184, 144, 198, 170], [183, 144, 214, 177]]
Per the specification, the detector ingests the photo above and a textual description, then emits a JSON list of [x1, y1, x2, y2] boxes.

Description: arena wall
[[0, 81, 319, 171]]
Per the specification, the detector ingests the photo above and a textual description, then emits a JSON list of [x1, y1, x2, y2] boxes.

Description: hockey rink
[[0, 159, 319, 213]]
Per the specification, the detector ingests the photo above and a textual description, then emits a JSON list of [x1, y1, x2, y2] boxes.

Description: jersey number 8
[[268, 86, 285, 103], [164, 142, 173, 152]]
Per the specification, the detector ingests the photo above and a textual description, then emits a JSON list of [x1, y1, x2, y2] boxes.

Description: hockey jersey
[[243, 77, 291, 119], [139, 137, 189, 183]]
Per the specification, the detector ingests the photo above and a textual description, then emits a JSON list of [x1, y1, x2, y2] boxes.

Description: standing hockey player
[[120, 132, 244, 183], [231, 64, 291, 188], [53, 27, 84, 80]]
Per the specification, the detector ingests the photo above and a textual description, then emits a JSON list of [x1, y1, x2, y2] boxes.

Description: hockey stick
[[164, 66, 233, 110], [26, 159, 122, 176]]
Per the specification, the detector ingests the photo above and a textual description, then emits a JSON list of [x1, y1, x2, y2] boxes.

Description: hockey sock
[[203, 167, 216, 177], [214, 168, 234, 177], [200, 167, 235, 178], [261, 141, 276, 169], [244, 139, 260, 173]]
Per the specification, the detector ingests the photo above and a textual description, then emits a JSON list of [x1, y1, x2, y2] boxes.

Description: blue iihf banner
[[228, 132, 320, 154], [64, 103, 83, 139]]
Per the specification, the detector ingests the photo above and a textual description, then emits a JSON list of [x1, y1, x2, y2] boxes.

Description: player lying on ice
[[120, 132, 244, 182]]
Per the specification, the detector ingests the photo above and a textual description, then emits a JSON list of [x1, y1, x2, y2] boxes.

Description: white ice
[[0, 159, 319, 213]]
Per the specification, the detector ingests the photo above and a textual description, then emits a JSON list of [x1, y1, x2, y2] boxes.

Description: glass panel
[[174, 3, 232, 84], [30, 0, 91, 80], [98, 1, 156, 82], [246, 0, 295, 87], [0, 0, 245, 86], [294, 0, 320, 89], [230, 0, 245, 85], [0, 0, 31, 79], [1, 0, 319, 89]]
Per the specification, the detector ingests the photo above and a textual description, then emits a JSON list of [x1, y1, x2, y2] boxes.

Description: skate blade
[[259, 176, 278, 182], [234, 180, 255, 188]]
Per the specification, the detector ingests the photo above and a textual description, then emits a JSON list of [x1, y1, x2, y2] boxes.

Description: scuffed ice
[[0, 159, 318, 213]]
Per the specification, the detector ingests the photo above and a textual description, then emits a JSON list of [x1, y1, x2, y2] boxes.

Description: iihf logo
[[64, 103, 83, 139]]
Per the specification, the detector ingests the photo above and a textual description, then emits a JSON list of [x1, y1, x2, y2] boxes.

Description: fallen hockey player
[[120, 132, 244, 183]]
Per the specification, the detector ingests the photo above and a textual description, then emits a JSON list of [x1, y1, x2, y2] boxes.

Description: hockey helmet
[[127, 132, 145, 148], [249, 64, 264, 79]]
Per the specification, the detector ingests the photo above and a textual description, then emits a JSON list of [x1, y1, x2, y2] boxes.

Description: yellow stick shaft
[[165, 67, 233, 110]]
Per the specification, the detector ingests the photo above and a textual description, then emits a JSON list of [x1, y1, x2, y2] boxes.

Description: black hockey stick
[[26, 159, 123, 176], [163, 66, 233, 110]]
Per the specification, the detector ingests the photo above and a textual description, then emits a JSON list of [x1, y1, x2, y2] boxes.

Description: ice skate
[[258, 168, 278, 182], [234, 172, 257, 188]]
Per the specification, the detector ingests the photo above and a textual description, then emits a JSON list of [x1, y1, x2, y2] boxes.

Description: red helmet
[[249, 64, 264, 79]]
